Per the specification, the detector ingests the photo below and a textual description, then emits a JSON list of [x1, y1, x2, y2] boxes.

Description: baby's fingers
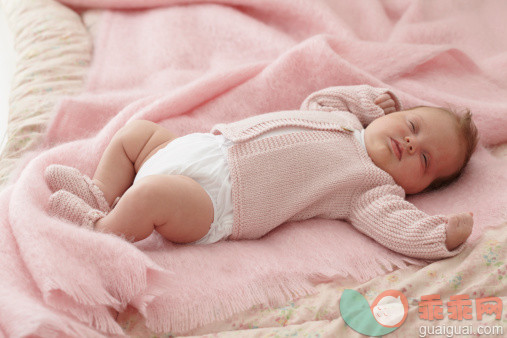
[[374, 94, 396, 114], [374, 93, 391, 105], [449, 212, 474, 226]]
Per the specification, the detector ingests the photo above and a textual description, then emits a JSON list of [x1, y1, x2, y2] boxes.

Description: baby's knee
[[119, 120, 157, 139]]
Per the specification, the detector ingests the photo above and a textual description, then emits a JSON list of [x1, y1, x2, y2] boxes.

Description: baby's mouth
[[390, 138, 403, 160]]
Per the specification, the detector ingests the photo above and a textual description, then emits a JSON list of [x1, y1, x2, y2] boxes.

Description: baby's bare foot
[[445, 212, 474, 250]]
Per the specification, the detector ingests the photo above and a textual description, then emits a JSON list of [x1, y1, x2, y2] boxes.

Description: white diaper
[[133, 133, 234, 244]]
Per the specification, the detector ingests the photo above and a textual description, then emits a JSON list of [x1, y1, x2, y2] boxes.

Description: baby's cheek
[[374, 150, 397, 176], [390, 170, 421, 194]]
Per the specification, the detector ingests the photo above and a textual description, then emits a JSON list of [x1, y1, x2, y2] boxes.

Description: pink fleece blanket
[[1, 0, 507, 336]]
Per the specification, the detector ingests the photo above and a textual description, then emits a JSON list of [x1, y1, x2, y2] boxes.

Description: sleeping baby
[[45, 85, 478, 259]]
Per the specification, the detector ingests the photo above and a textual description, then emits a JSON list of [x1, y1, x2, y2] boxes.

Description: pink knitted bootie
[[48, 190, 106, 230], [44, 164, 110, 213]]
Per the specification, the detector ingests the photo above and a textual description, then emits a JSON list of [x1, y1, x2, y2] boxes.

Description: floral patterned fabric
[[119, 220, 507, 337], [2, 1, 506, 336]]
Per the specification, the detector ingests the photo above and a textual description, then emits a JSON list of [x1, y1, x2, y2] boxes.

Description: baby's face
[[364, 107, 465, 194]]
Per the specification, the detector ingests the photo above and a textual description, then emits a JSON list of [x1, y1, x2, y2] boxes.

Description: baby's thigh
[[130, 174, 214, 243]]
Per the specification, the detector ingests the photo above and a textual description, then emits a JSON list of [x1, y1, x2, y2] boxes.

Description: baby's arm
[[349, 185, 472, 259], [300, 85, 402, 126]]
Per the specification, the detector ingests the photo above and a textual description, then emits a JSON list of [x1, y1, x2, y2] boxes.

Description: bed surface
[[116, 223, 506, 336], [0, 0, 505, 336]]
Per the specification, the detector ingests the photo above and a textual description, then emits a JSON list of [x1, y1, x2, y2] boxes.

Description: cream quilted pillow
[[0, 0, 93, 186]]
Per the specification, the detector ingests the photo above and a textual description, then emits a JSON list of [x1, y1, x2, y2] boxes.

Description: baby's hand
[[445, 212, 474, 250], [374, 93, 397, 114]]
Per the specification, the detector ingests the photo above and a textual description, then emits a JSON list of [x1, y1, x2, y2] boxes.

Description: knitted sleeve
[[300, 85, 402, 126], [348, 184, 465, 260]]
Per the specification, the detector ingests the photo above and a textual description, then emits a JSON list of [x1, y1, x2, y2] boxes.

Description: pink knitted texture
[[1, 1, 507, 336], [48, 190, 106, 229], [45, 165, 111, 212], [300, 85, 402, 124], [215, 85, 460, 259]]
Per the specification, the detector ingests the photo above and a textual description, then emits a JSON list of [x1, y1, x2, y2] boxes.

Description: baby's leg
[[92, 120, 177, 206], [94, 174, 213, 243]]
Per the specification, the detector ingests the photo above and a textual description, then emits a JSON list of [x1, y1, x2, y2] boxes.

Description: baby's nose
[[404, 136, 417, 153]]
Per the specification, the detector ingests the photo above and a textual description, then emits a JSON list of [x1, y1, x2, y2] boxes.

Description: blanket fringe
[[45, 279, 122, 310], [7, 310, 107, 338], [141, 249, 420, 334], [43, 265, 173, 335], [143, 275, 319, 334]]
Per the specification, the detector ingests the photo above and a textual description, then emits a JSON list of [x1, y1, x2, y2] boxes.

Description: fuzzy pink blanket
[[1, 0, 507, 336]]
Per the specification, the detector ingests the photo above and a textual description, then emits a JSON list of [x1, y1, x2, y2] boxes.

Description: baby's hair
[[423, 106, 479, 191]]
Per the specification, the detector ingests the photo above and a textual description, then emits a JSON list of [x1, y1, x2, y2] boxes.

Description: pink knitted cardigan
[[212, 85, 462, 259]]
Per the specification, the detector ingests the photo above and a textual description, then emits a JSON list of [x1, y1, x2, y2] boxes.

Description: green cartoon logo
[[340, 289, 408, 336]]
